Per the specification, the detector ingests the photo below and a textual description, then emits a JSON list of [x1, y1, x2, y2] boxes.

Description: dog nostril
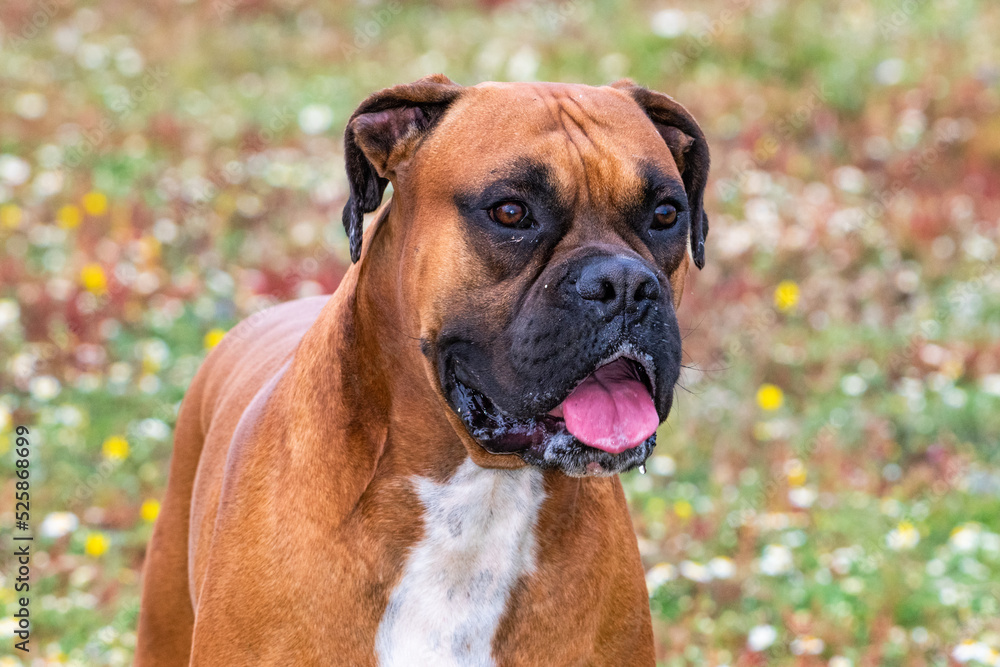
[[577, 271, 617, 303], [598, 279, 616, 303], [635, 277, 660, 303]]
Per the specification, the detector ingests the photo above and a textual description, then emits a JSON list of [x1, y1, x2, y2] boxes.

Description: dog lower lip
[[449, 368, 555, 453]]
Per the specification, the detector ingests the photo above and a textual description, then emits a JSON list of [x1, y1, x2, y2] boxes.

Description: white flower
[[33, 170, 64, 198], [138, 417, 171, 440], [115, 47, 145, 76], [29, 375, 61, 401], [880, 498, 902, 517], [0, 154, 31, 186], [981, 374, 1000, 397], [139, 338, 171, 369], [0, 619, 18, 640], [650, 9, 688, 38], [841, 374, 868, 396], [644, 563, 676, 593], [506, 46, 540, 81], [833, 165, 866, 193], [925, 559, 946, 577], [679, 560, 711, 583], [952, 640, 998, 664], [791, 635, 826, 655], [841, 577, 864, 595], [54, 405, 85, 428], [40, 512, 79, 538], [759, 544, 794, 576], [788, 486, 817, 508], [886, 521, 920, 551], [782, 530, 807, 549], [0, 299, 19, 332], [829, 656, 853, 667], [831, 546, 862, 575], [747, 624, 777, 651], [981, 532, 1000, 554], [950, 523, 982, 553], [14, 92, 48, 119], [939, 584, 960, 606], [97, 624, 119, 643], [649, 454, 675, 476], [298, 104, 334, 135], [874, 58, 905, 85], [69, 565, 97, 587], [77, 42, 109, 69], [708, 556, 735, 580], [791, 635, 825, 655]]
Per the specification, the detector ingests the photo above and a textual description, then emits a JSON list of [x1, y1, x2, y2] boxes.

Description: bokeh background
[[2, 0, 1000, 665]]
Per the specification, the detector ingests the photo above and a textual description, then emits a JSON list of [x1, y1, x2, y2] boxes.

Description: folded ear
[[341, 74, 464, 263], [610, 80, 711, 269]]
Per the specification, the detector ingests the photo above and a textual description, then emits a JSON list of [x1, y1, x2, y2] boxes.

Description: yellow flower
[[84, 532, 109, 557], [785, 459, 807, 487], [57, 204, 82, 229], [80, 263, 107, 294], [204, 328, 227, 350], [774, 280, 800, 312], [81, 191, 108, 216], [0, 203, 22, 228], [754, 134, 778, 161], [673, 499, 693, 520], [137, 235, 161, 262], [757, 384, 784, 411], [940, 357, 964, 381], [140, 499, 161, 523], [102, 435, 129, 460]]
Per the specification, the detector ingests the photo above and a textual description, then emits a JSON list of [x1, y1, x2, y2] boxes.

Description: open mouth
[[448, 351, 661, 475]]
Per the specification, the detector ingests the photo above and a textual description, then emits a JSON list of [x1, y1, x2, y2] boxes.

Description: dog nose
[[576, 256, 661, 318]]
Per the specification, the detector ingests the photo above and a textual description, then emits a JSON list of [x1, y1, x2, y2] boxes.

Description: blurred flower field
[[2, 0, 1000, 665]]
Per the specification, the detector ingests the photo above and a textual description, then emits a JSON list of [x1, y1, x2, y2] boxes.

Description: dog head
[[343, 75, 710, 476]]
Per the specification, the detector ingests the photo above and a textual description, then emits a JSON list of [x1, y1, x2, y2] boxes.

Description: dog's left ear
[[341, 74, 464, 263], [611, 80, 711, 269]]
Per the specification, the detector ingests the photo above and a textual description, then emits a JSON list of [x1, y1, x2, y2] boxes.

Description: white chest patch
[[375, 458, 546, 667]]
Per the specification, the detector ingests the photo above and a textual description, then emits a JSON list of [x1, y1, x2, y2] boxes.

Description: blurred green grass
[[2, 0, 1000, 665]]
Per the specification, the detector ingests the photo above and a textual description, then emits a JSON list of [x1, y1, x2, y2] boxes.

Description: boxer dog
[[136, 74, 710, 666]]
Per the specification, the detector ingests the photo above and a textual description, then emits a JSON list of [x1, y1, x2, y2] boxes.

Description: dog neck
[[274, 220, 469, 523]]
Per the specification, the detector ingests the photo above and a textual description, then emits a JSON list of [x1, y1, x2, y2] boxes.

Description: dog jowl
[[343, 75, 710, 477]]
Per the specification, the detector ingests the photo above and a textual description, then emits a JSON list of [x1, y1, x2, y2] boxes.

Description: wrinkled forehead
[[418, 82, 680, 204]]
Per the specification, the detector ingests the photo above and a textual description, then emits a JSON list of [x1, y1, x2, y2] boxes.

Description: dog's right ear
[[342, 74, 463, 263]]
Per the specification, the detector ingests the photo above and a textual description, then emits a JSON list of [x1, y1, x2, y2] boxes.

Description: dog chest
[[375, 458, 545, 667]]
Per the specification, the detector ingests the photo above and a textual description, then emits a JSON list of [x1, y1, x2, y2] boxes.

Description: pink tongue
[[560, 359, 659, 454]]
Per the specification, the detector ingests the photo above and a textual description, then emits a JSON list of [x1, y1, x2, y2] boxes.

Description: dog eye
[[652, 203, 678, 230], [488, 201, 529, 227]]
